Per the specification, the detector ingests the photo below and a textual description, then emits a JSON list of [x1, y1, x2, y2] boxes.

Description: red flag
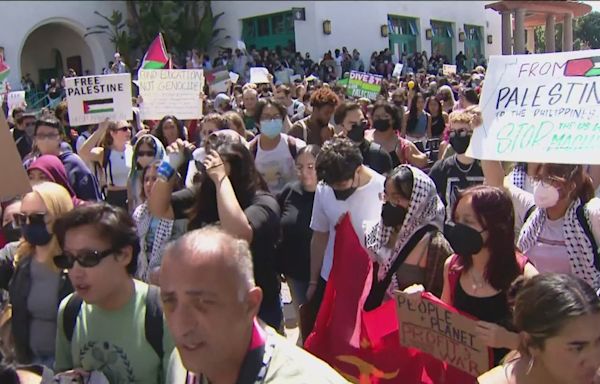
[[304, 214, 478, 384]]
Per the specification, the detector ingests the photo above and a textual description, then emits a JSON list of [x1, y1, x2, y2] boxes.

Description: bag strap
[[286, 136, 297, 159], [63, 294, 83, 343], [576, 205, 600, 271], [250, 140, 258, 159], [144, 285, 164, 360]]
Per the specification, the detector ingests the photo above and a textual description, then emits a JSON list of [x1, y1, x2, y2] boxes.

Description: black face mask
[[347, 122, 366, 143], [21, 223, 52, 246], [444, 222, 484, 257], [381, 203, 408, 227], [2, 223, 21, 243], [373, 119, 391, 132], [449, 133, 472, 154]]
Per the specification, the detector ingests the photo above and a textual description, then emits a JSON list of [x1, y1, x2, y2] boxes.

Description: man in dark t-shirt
[[288, 87, 339, 146], [11, 108, 34, 159]]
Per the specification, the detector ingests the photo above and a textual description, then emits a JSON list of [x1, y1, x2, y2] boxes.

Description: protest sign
[[0, 113, 31, 201], [469, 49, 600, 164], [229, 71, 240, 84], [395, 291, 492, 377], [393, 63, 404, 77], [275, 68, 293, 84], [443, 64, 457, 75], [346, 70, 383, 100], [290, 74, 302, 83], [250, 67, 270, 84], [139, 69, 204, 120], [7, 91, 25, 110], [65, 73, 132, 126]]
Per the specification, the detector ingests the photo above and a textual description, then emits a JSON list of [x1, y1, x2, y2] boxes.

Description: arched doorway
[[20, 21, 96, 91]]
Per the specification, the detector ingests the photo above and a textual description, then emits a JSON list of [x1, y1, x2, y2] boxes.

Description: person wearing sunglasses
[[79, 120, 133, 209], [22, 117, 101, 203], [10, 107, 33, 160], [52, 203, 174, 384], [127, 135, 166, 212], [0, 182, 74, 367]]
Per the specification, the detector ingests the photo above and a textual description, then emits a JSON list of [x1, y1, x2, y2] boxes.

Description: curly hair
[[316, 137, 363, 185], [310, 87, 340, 109]]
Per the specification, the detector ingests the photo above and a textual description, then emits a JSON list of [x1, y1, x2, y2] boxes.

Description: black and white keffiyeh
[[365, 165, 445, 295], [133, 203, 174, 282], [512, 163, 527, 190], [517, 200, 600, 289]]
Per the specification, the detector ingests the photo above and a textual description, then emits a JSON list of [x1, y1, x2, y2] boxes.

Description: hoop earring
[[526, 356, 535, 375]]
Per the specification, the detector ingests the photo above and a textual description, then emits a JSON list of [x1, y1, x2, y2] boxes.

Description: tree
[[575, 11, 600, 49], [85, 10, 133, 65]]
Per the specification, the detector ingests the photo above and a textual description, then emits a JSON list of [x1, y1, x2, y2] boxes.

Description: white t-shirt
[[253, 134, 306, 195], [286, 100, 305, 120], [310, 167, 385, 280]]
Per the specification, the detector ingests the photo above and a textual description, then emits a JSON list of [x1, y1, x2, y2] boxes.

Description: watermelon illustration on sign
[[0, 56, 10, 83]]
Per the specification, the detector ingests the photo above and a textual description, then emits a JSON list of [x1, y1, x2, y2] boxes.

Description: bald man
[[161, 227, 348, 383]]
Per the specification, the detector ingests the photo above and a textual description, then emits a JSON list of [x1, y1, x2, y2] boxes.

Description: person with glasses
[[10, 107, 33, 160], [52, 203, 174, 384], [0, 182, 74, 367], [127, 135, 166, 212], [23, 117, 101, 203], [79, 120, 133, 209]]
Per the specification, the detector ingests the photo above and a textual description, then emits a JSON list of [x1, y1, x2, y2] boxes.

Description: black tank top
[[454, 279, 511, 366], [430, 115, 445, 138]]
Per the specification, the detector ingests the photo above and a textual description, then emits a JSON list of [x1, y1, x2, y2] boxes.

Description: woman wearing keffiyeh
[[365, 165, 452, 303]]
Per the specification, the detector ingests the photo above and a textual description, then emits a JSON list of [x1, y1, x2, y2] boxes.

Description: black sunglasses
[[54, 248, 117, 269], [13, 212, 47, 227], [137, 150, 155, 157], [113, 126, 131, 132]]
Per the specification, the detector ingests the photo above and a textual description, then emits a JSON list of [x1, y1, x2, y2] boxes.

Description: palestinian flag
[[0, 56, 10, 83], [83, 98, 114, 114], [141, 33, 169, 70], [564, 56, 600, 77]]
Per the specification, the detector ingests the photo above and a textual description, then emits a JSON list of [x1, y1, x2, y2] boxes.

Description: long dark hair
[[386, 165, 414, 200], [188, 134, 268, 230], [372, 101, 402, 132], [153, 115, 186, 147], [452, 185, 521, 292], [407, 92, 426, 133], [425, 96, 443, 119]]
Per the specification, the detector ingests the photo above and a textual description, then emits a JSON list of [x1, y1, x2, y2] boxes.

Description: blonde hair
[[15, 182, 74, 269], [449, 110, 475, 128]]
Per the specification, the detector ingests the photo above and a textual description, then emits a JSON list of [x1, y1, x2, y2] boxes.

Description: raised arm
[[79, 120, 108, 165]]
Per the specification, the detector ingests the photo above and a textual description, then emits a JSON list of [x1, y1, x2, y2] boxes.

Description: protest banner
[[346, 70, 383, 100], [469, 49, 600, 164], [250, 67, 270, 84], [393, 63, 404, 77], [65, 73, 132, 126], [443, 64, 457, 75], [0, 113, 32, 201], [139, 69, 204, 120], [395, 291, 492, 377], [7, 91, 25, 110]]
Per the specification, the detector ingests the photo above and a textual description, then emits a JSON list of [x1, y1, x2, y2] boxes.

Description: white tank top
[[106, 144, 133, 188]]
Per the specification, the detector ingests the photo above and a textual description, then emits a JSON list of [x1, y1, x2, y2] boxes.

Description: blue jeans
[[259, 295, 283, 332]]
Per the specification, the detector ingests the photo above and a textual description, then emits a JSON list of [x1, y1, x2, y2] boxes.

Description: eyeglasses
[[13, 212, 47, 227], [54, 248, 117, 269], [113, 126, 131, 132], [449, 129, 471, 138], [35, 133, 60, 140], [137, 151, 155, 157]]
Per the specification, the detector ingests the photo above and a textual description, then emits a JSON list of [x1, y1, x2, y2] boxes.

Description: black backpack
[[62, 285, 164, 360]]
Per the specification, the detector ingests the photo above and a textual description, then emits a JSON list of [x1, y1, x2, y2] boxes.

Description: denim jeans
[[258, 294, 283, 333]]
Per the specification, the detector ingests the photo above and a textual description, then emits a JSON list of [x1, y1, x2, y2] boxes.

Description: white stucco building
[[212, 1, 502, 64], [0, 1, 125, 91]]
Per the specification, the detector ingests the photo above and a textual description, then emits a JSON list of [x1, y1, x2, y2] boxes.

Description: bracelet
[[309, 281, 318, 286], [157, 161, 175, 181]]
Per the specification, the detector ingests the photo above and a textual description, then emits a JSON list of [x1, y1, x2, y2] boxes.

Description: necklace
[[469, 269, 485, 292], [455, 156, 474, 173]]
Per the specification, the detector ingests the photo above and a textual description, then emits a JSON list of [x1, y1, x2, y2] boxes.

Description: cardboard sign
[[395, 291, 491, 377], [0, 113, 32, 201], [65, 74, 132, 126], [250, 67, 270, 84], [229, 71, 240, 84], [469, 50, 600, 164], [139, 69, 204, 120], [393, 63, 404, 77], [7, 91, 25, 110], [443, 64, 457, 75], [346, 70, 383, 100]]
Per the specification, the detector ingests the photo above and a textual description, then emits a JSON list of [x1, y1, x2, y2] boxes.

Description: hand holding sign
[[476, 321, 519, 350]]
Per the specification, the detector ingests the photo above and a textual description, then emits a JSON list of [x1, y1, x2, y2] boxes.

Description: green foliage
[[575, 12, 600, 49], [85, 10, 133, 65]]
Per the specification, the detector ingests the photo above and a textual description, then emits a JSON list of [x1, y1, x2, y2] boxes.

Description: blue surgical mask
[[260, 119, 283, 139]]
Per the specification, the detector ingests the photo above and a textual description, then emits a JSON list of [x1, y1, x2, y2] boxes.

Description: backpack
[[523, 204, 600, 270], [62, 285, 164, 360], [250, 135, 298, 160]]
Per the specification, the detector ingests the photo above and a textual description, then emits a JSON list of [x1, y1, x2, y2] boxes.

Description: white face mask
[[533, 182, 560, 208]]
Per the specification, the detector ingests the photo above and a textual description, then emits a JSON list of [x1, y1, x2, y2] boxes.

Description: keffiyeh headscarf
[[133, 203, 174, 282], [518, 200, 600, 290], [129, 134, 167, 209], [366, 165, 445, 294], [512, 163, 527, 190]]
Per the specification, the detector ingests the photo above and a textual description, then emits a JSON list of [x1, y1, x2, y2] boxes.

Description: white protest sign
[[275, 68, 293, 84], [7, 91, 25, 110], [443, 64, 457, 75], [65, 73, 132, 126], [229, 71, 240, 84], [250, 67, 270, 84], [210, 80, 230, 95], [139, 69, 204, 120], [393, 63, 404, 77], [469, 50, 600, 164]]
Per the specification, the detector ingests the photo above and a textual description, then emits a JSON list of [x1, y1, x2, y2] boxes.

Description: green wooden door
[[242, 11, 295, 51], [431, 20, 454, 61], [464, 25, 483, 70], [388, 15, 419, 59]]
